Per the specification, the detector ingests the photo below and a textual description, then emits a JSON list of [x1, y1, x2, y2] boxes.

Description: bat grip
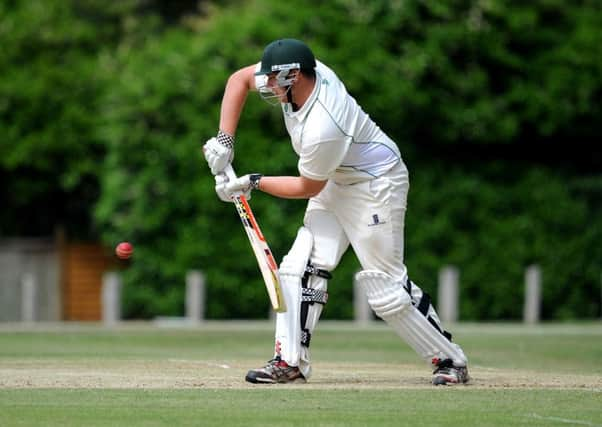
[[222, 164, 244, 198]]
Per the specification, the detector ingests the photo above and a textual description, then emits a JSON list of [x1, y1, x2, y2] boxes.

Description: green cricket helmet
[[255, 38, 316, 76], [255, 39, 316, 104]]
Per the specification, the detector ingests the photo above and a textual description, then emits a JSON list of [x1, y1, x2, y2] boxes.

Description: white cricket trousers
[[304, 160, 410, 282]]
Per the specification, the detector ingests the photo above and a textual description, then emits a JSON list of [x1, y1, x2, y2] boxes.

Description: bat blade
[[224, 165, 286, 312]]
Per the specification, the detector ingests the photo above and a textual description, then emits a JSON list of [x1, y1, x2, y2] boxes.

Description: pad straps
[[405, 277, 452, 341], [302, 288, 328, 304], [299, 262, 330, 347], [304, 263, 332, 280]]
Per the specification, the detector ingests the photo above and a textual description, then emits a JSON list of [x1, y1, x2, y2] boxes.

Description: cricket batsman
[[203, 38, 470, 385]]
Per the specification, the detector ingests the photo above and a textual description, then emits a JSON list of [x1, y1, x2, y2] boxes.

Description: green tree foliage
[[405, 167, 601, 319], [94, 21, 302, 318], [95, 0, 601, 320], [0, 0, 163, 236], [325, 0, 602, 151], [2, 0, 600, 319]]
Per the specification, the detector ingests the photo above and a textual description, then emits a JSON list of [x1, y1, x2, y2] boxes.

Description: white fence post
[[438, 266, 459, 324], [186, 270, 205, 323], [354, 274, 372, 325], [21, 272, 37, 322], [523, 265, 542, 324], [102, 272, 122, 325]]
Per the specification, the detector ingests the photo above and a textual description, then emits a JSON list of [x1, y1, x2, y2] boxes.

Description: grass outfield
[[0, 321, 601, 426]]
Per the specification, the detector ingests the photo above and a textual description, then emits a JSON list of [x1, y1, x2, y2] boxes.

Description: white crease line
[[530, 413, 601, 427]]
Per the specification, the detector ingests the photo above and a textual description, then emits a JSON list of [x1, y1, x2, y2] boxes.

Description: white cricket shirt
[[260, 61, 401, 184]]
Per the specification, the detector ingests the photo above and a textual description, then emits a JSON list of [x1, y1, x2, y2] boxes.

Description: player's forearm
[[219, 66, 255, 136], [219, 81, 247, 136], [258, 176, 326, 199]]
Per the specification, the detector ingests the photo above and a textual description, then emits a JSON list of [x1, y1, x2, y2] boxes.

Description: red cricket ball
[[115, 242, 134, 259]]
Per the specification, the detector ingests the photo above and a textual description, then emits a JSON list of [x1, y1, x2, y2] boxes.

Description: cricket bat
[[223, 164, 286, 313]]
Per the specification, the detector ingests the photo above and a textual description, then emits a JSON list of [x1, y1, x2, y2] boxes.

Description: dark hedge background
[[1, 0, 600, 320]]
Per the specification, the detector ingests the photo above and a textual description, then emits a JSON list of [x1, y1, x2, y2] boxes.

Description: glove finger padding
[[203, 137, 234, 175], [214, 173, 234, 203]]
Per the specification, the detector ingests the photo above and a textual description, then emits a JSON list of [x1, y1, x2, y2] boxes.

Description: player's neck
[[291, 75, 316, 110]]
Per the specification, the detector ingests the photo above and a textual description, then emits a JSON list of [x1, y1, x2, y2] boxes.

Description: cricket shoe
[[245, 357, 306, 384], [432, 358, 470, 385]]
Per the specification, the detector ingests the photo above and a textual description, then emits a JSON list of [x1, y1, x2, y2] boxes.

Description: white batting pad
[[357, 270, 467, 367], [275, 227, 313, 367]]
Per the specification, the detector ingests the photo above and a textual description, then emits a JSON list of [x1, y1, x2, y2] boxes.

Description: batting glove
[[203, 130, 234, 175], [224, 173, 262, 200]]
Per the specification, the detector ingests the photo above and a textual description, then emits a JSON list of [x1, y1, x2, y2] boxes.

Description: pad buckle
[[304, 263, 332, 280], [302, 288, 328, 305]]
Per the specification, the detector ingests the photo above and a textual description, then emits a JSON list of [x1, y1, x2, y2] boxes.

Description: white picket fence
[[0, 239, 61, 322], [0, 238, 568, 325], [97, 265, 546, 325], [9, 263, 592, 325]]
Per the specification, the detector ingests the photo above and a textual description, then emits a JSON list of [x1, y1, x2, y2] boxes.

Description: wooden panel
[[61, 243, 115, 321]]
